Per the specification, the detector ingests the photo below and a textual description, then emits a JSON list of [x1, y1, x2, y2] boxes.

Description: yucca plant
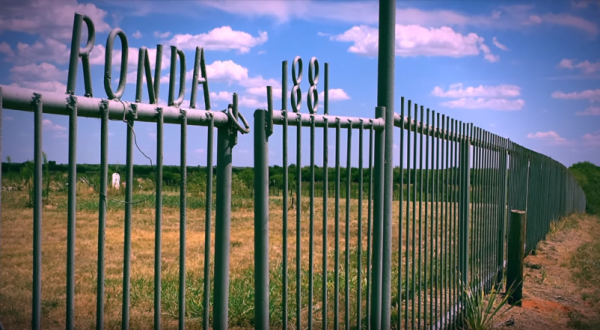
[[460, 277, 520, 330]]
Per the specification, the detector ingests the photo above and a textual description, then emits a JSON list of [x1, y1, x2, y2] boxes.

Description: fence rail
[[0, 8, 587, 330]]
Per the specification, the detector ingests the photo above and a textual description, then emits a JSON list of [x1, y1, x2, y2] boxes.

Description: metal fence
[[0, 7, 587, 330], [252, 64, 586, 330]]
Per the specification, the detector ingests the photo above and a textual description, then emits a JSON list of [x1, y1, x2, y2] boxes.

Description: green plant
[[460, 277, 519, 330]]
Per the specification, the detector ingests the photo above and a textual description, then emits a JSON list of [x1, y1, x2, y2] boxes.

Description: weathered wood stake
[[507, 210, 527, 306]]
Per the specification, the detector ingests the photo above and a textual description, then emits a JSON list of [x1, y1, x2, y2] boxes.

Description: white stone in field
[[112, 173, 121, 189]]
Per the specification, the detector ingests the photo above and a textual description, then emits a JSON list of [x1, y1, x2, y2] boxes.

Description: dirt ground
[[495, 214, 600, 330]]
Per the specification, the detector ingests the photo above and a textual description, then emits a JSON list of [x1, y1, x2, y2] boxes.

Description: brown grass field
[[0, 183, 487, 329]]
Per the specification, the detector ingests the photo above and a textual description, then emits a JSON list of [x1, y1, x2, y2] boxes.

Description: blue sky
[[1, 0, 599, 168]]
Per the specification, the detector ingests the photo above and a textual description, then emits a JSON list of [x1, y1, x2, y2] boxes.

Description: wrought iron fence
[[0, 7, 587, 330]]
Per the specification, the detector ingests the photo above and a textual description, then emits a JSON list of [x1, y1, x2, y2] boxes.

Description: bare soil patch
[[496, 213, 600, 330]]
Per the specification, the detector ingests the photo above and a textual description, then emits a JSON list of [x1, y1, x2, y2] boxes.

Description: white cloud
[[526, 131, 570, 145], [542, 13, 598, 35], [1, 38, 70, 65], [557, 59, 600, 75], [440, 98, 524, 111], [551, 89, 600, 101], [527, 15, 543, 25], [0, 0, 111, 40], [4, 116, 14, 121], [42, 119, 67, 131], [10, 81, 67, 93], [132, 31, 143, 39], [582, 130, 600, 146], [329, 24, 499, 62], [209, 91, 267, 108], [194, 148, 205, 154], [575, 60, 600, 74], [557, 58, 574, 69], [9, 63, 66, 82], [492, 37, 509, 51], [572, 1, 600, 9], [432, 83, 521, 98], [200, 1, 496, 28], [0, 42, 14, 57], [319, 89, 350, 101], [9, 62, 67, 93], [576, 106, 600, 116], [168, 26, 267, 53], [154, 31, 171, 39]]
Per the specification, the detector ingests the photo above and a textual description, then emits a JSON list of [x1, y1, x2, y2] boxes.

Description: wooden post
[[507, 210, 526, 306]]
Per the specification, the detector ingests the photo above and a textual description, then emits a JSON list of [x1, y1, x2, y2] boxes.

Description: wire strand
[[79, 119, 158, 205]]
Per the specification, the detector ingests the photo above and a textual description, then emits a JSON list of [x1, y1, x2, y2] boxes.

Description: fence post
[[254, 109, 270, 329], [507, 210, 526, 306], [376, 0, 396, 326], [213, 110, 237, 330], [458, 124, 470, 287]]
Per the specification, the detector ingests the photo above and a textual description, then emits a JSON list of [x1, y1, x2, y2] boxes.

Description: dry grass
[[0, 183, 479, 329]]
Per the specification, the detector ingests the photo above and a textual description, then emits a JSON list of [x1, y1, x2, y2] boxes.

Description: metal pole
[[254, 109, 270, 329], [376, 0, 396, 327], [155, 108, 163, 330], [370, 106, 385, 330], [32, 93, 43, 330], [213, 121, 235, 330], [178, 111, 187, 330], [96, 100, 108, 330], [66, 96, 78, 329]]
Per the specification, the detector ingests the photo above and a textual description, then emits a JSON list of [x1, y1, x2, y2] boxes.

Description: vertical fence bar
[[458, 123, 469, 293], [411, 104, 417, 330], [345, 122, 353, 330], [178, 111, 187, 330], [122, 116, 135, 330], [398, 100, 405, 330], [213, 112, 235, 330], [434, 112, 440, 328], [417, 106, 423, 329], [322, 65, 328, 330], [254, 109, 269, 329], [357, 120, 364, 329], [309, 114, 316, 330], [404, 102, 411, 330], [0, 87, 2, 284], [443, 115, 449, 327], [404, 100, 414, 330], [449, 119, 456, 327], [32, 93, 43, 330], [296, 112, 302, 330], [96, 100, 108, 330], [155, 108, 163, 330], [370, 106, 386, 330], [424, 108, 430, 329], [66, 95, 78, 330], [203, 116, 214, 330], [367, 123, 374, 330], [282, 60, 289, 330], [335, 119, 341, 330]]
